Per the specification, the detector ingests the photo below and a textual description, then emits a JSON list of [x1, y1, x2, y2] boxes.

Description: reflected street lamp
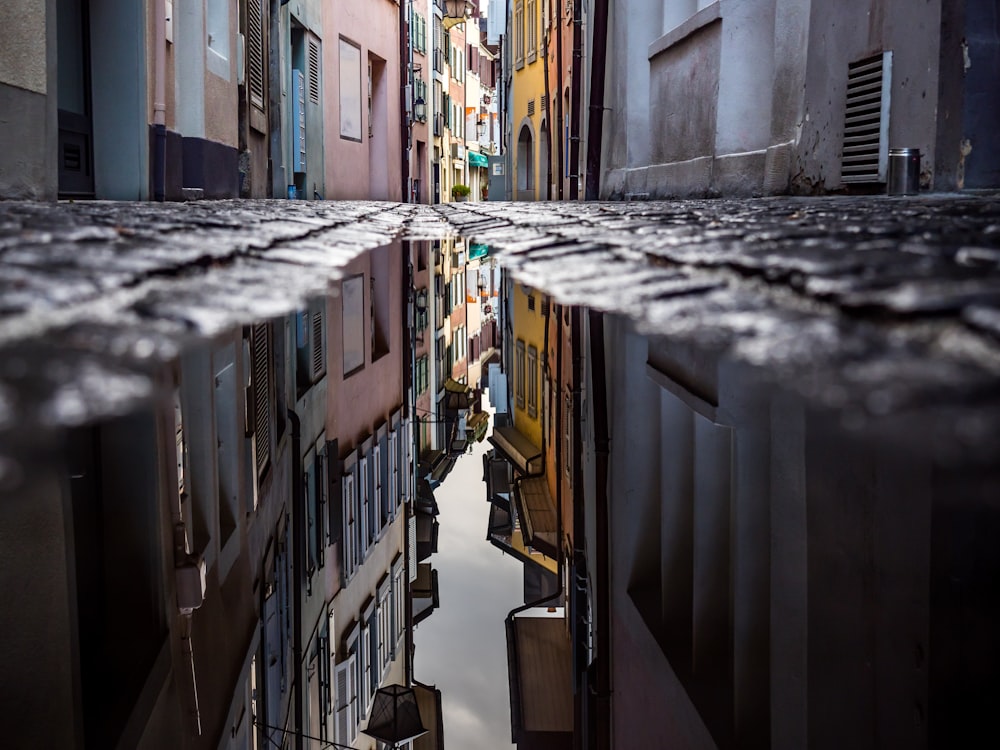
[[414, 97, 426, 123], [361, 684, 428, 748]]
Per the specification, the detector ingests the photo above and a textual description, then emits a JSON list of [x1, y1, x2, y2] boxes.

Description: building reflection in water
[[5, 231, 1000, 750]]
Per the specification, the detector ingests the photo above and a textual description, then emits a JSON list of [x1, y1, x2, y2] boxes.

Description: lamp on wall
[[361, 685, 428, 748], [476, 118, 487, 138], [414, 97, 427, 122]]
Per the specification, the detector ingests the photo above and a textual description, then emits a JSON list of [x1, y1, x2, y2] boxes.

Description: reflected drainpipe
[[287, 408, 304, 750], [405, 246, 416, 685], [588, 309, 611, 750]]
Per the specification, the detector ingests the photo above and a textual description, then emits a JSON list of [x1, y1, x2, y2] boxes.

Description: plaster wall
[[794, 0, 943, 192], [327, 244, 405, 449], [323, 0, 402, 200], [0, 0, 48, 94]]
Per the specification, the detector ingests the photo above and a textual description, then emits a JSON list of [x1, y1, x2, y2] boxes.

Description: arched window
[[517, 125, 534, 194]]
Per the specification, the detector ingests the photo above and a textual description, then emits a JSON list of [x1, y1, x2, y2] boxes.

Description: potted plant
[[451, 183, 471, 201]]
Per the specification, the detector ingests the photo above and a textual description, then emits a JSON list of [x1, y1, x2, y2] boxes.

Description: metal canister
[[887, 148, 921, 195]]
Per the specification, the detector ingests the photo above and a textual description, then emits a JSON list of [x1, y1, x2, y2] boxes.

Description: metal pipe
[[587, 308, 611, 750], [287, 408, 304, 750], [568, 0, 582, 200], [555, 0, 565, 200], [585, 0, 610, 200], [400, 0, 412, 201]]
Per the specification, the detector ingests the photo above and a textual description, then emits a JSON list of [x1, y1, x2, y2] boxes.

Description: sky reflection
[[412, 398, 522, 750]]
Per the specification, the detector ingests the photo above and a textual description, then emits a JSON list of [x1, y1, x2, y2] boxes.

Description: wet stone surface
[[3, 195, 1000, 474]]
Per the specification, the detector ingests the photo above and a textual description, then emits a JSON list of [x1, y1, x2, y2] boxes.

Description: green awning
[[468, 151, 489, 168], [469, 243, 489, 260]]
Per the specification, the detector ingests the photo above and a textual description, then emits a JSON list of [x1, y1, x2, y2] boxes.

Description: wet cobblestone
[[3, 195, 1000, 471], [431, 195, 1000, 466]]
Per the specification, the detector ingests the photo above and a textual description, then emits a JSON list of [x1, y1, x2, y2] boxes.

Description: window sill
[[648, 1, 721, 61]]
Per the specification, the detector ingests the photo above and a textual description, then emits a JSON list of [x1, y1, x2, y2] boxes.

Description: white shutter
[[334, 654, 357, 745], [373, 441, 383, 532], [360, 619, 371, 716], [342, 470, 356, 580], [359, 455, 370, 560], [388, 428, 398, 520], [408, 513, 417, 583]]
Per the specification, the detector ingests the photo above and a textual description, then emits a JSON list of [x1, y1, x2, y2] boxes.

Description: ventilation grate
[[308, 39, 321, 104], [841, 51, 892, 184], [527, 98, 535, 117]]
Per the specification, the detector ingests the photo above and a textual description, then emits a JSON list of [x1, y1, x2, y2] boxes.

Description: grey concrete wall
[[0, 0, 57, 199], [794, 0, 943, 192]]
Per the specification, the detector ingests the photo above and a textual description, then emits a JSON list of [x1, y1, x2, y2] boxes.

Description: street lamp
[[414, 96, 426, 122], [476, 118, 487, 138], [361, 684, 428, 748]]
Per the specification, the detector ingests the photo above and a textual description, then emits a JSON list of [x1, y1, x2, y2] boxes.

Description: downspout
[[584, 0, 609, 200], [542, 21, 553, 199], [555, 0, 565, 200], [287, 408, 304, 750], [568, 0, 582, 199], [588, 309, 611, 750], [405, 248, 416, 685], [401, 0, 412, 201], [570, 304, 586, 750], [269, 0, 286, 197], [153, 0, 167, 200]]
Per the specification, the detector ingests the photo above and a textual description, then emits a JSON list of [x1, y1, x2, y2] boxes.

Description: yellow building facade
[[511, 0, 548, 200]]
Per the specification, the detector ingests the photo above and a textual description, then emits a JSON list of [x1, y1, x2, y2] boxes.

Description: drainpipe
[[568, 0, 582, 199], [588, 309, 611, 750], [542, 22, 553, 199], [400, 0, 412, 201], [405, 248, 416, 685], [287, 408, 304, 750], [584, 0, 609, 200], [153, 0, 167, 200], [555, 0, 564, 200], [268, 0, 285, 197]]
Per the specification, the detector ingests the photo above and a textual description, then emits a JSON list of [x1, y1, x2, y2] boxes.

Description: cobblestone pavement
[[433, 195, 1000, 467], [2, 195, 1000, 478]]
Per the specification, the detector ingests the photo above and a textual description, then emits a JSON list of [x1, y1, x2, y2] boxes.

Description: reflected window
[[527, 345, 538, 418], [516, 340, 526, 410], [342, 274, 365, 375]]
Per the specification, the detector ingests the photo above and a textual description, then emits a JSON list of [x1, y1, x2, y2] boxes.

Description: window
[[371, 246, 391, 361], [334, 633, 358, 745], [342, 274, 365, 375], [527, 345, 538, 418], [527, 0, 537, 60], [341, 453, 359, 581], [339, 38, 363, 141], [516, 340, 526, 410], [295, 304, 326, 399], [514, 1, 525, 67], [416, 355, 429, 395]]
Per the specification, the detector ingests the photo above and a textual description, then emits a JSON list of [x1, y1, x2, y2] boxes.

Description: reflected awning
[[469, 242, 489, 260], [506, 616, 573, 746], [467, 151, 489, 168], [467, 410, 490, 442], [489, 424, 542, 475], [413, 564, 439, 625], [514, 476, 559, 559]]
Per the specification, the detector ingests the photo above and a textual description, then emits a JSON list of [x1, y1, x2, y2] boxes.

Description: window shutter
[[247, 0, 265, 110], [311, 310, 325, 379], [252, 323, 271, 477], [328, 440, 342, 545], [334, 654, 357, 744], [378, 432, 389, 529], [388, 428, 398, 520], [342, 465, 357, 581], [359, 454, 370, 560], [408, 513, 417, 582], [373, 440, 383, 533]]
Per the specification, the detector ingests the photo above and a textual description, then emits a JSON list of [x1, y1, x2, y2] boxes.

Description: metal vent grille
[[311, 311, 324, 377], [252, 323, 271, 476], [308, 39, 321, 104], [841, 51, 892, 184], [527, 98, 535, 117], [247, 0, 265, 110], [540, 94, 548, 112]]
